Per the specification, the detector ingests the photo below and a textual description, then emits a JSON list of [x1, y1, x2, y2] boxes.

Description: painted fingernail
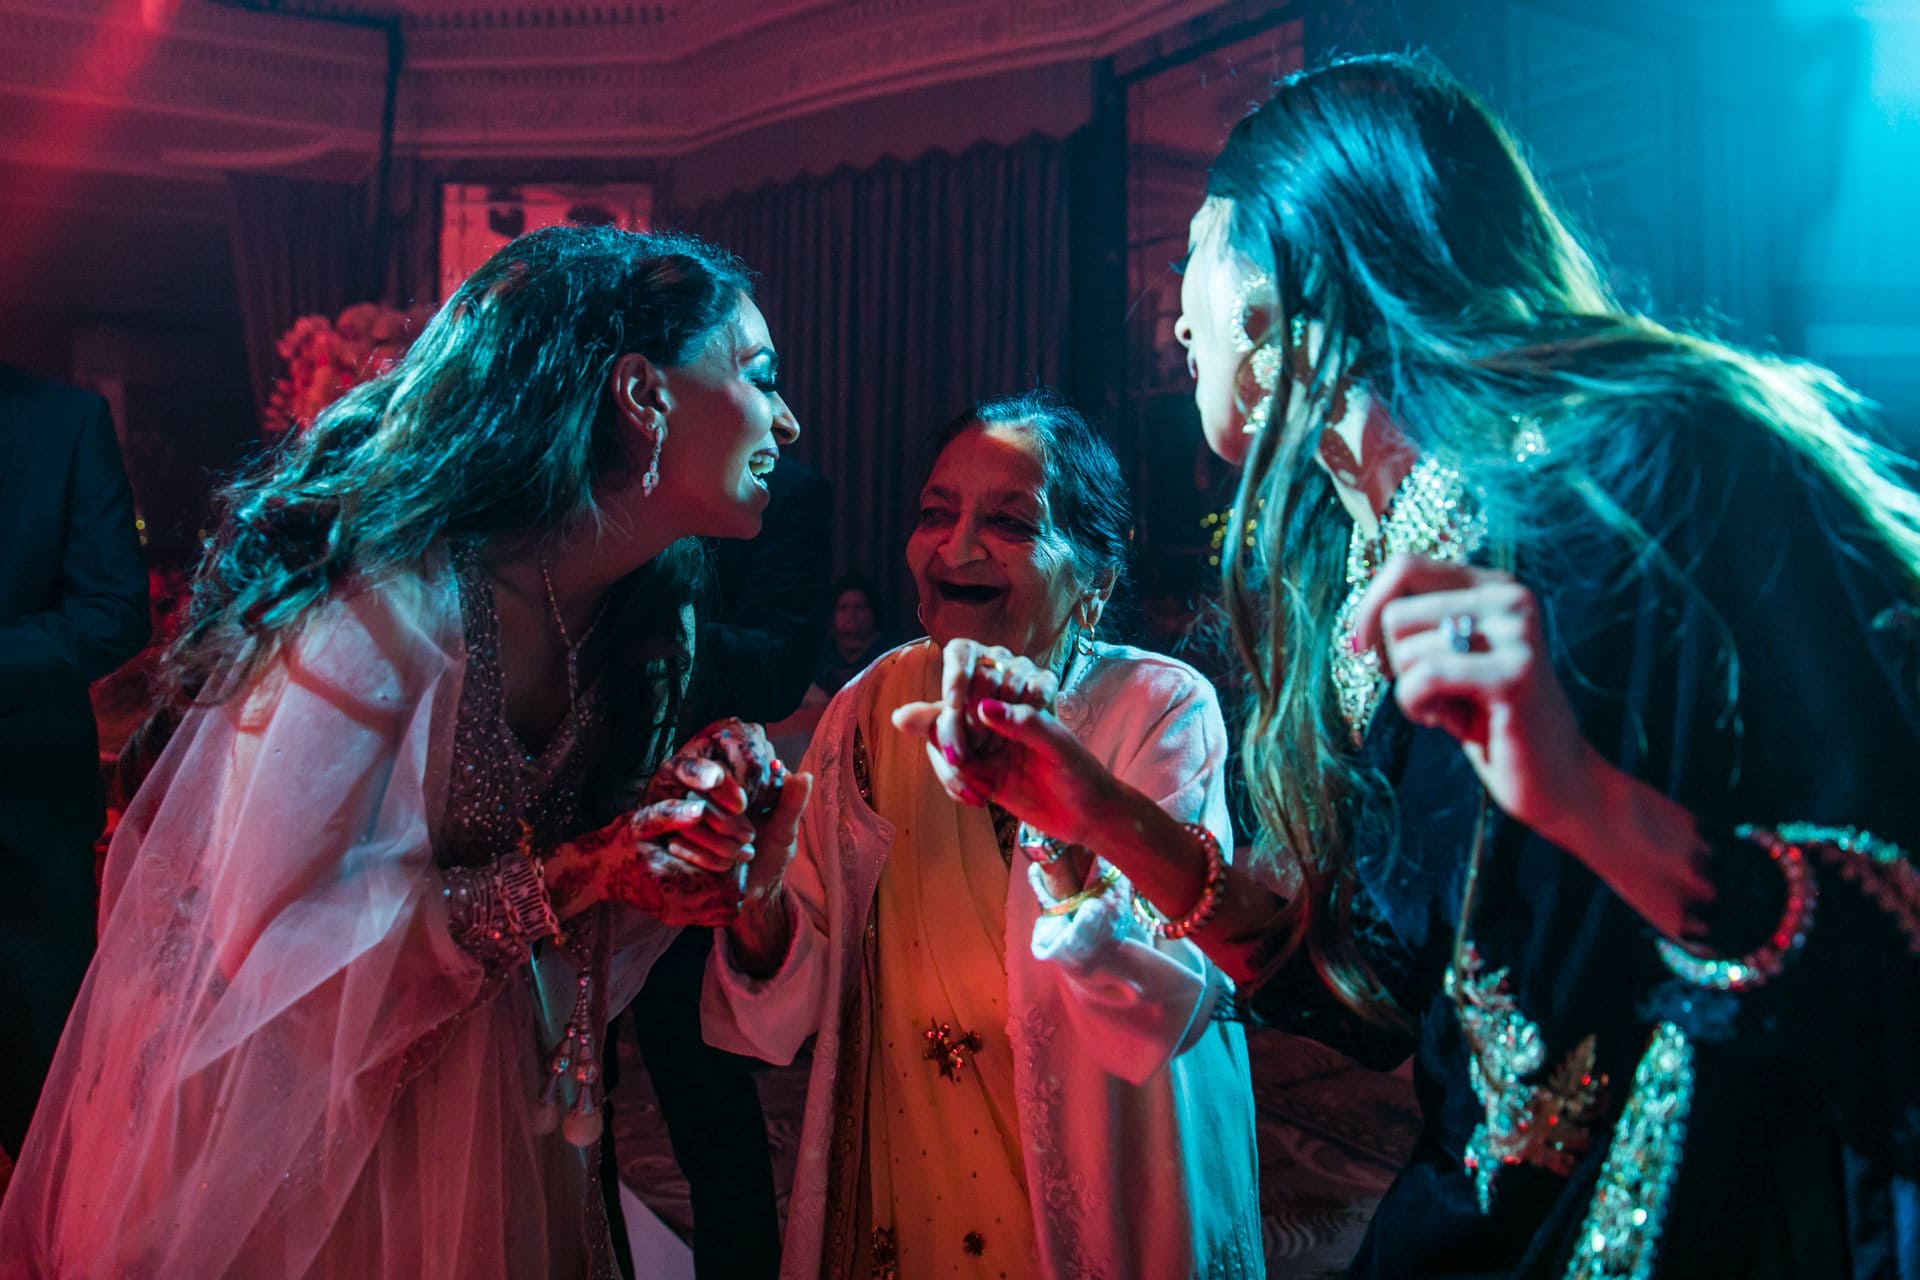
[[979, 699, 1006, 719], [943, 743, 960, 766]]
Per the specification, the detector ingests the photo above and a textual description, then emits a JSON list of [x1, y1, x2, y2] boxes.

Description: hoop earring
[[916, 602, 927, 632], [1073, 604, 1098, 658], [641, 420, 666, 497]]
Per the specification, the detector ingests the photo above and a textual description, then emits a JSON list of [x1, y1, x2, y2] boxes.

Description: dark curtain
[[226, 174, 381, 414], [682, 134, 1073, 613]]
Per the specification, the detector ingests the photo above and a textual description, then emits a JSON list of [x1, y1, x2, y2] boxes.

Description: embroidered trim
[[1447, 944, 1609, 1212], [870, 1225, 899, 1280], [1785, 824, 1920, 957], [1566, 1021, 1696, 1280], [852, 726, 874, 808], [1012, 1004, 1102, 1278], [1332, 456, 1486, 744], [1657, 825, 1818, 990]]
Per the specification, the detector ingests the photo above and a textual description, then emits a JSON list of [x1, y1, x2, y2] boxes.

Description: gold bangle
[[1040, 865, 1123, 917]]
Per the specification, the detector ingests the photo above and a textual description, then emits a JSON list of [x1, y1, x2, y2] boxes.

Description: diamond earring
[[1232, 272, 1286, 435]]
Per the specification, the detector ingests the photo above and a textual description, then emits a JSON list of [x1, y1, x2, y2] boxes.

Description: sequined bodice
[[439, 544, 607, 869]]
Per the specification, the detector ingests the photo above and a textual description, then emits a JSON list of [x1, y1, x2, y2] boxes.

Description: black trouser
[[0, 831, 96, 1157], [603, 927, 781, 1280]]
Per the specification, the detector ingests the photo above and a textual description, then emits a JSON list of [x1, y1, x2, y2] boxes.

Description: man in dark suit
[[0, 364, 149, 1158]]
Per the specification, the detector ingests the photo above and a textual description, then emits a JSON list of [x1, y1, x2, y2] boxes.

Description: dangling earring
[[1230, 271, 1285, 436], [641, 417, 666, 497], [1074, 603, 1097, 658]]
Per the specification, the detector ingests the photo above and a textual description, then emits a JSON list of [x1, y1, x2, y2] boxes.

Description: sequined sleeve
[[439, 856, 562, 975]]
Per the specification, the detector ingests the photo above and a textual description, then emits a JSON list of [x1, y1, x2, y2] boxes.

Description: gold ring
[[976, 655, 1005, 679]]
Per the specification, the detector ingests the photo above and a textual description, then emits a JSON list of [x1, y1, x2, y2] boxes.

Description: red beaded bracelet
[[1135, 822, 1227, 941]]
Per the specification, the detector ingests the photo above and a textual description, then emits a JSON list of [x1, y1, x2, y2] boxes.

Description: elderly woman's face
[[907, 423, 1081, 662]]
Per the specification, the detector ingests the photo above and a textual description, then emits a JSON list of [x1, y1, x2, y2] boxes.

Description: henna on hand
[[604, 843, 742, 927], [648, 718, 787, 822]]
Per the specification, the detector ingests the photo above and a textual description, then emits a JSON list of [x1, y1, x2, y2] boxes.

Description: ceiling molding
[[0, 0, 388, 181], [0, 0, 1225, 173], [305, 0, 1224, 156]]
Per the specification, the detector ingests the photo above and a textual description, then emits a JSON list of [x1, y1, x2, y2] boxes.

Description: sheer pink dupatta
[[0, 559, 615, 1279]]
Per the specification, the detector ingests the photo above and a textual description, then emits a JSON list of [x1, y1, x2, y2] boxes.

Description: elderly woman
[[703, 392, 1262, 1279]]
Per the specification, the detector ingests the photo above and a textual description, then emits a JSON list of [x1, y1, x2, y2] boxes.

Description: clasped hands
[[889, 639, 1118, 900], [544, 719, 813, 928]]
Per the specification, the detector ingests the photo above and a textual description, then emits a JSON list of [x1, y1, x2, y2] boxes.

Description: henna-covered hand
[[544, 793, 758, 926], [547, 719, 804, 928]]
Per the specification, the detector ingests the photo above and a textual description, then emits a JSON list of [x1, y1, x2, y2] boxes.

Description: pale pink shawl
[[0, 555, 673, 1280]]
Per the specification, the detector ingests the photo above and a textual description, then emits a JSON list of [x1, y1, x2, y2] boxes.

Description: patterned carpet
[[611, 1027, 1417, 1278]]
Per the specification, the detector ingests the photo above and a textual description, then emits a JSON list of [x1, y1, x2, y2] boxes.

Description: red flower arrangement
[[263, 301, 433, 437]]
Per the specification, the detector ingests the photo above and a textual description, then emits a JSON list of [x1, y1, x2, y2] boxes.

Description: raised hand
[[890, 639, 1120, 859], [1350, 552, 1606, 845]]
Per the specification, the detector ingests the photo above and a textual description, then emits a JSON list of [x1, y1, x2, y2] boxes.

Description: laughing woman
[[0, 226, 810, 1280], [703, 393, 1262, 1280]]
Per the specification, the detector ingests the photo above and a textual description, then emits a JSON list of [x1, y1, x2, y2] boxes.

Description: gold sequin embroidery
[[1566, 1021, 1695, 1280], [1447, 944, 1608, 1212]]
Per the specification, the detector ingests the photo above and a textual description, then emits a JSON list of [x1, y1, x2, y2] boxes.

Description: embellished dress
[[1246, 409, 1920, 1278], [0, 546, 680, 1280], [703, 639, 1265, 1279]]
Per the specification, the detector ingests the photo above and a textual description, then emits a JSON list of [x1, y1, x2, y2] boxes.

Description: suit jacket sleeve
[[0, 394, 149, 713]]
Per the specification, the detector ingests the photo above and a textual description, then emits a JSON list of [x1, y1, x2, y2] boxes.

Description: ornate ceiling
[[0, 0, 1228, 183]]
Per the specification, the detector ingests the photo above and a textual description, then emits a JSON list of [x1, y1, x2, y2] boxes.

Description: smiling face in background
[[651, 294, 799, 539], [906, 422, 1083, 662]]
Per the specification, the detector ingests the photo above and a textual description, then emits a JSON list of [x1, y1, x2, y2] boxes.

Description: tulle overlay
[[0, 550, 673, 1279]]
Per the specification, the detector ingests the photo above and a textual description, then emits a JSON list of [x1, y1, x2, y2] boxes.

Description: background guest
[[813, 575, 892, 695], [764, 575, 896, 764], [0, 363, 148, 1171]]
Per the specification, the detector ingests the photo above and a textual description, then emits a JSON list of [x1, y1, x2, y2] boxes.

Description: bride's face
[[1173, 197, 1260, 465]]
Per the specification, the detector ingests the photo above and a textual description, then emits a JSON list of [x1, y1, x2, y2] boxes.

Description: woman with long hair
[[909, 55, 1919, 1276], [0, 224, 811, 1279]]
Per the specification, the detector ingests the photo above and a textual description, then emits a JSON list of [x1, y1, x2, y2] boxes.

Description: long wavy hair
[[1212, 53, 1920, 1025], [134, 226, 753, 804]]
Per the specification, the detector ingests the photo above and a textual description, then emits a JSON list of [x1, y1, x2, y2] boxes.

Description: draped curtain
[[227, 174, 381, 414], [683, 134, 1073, 610]]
